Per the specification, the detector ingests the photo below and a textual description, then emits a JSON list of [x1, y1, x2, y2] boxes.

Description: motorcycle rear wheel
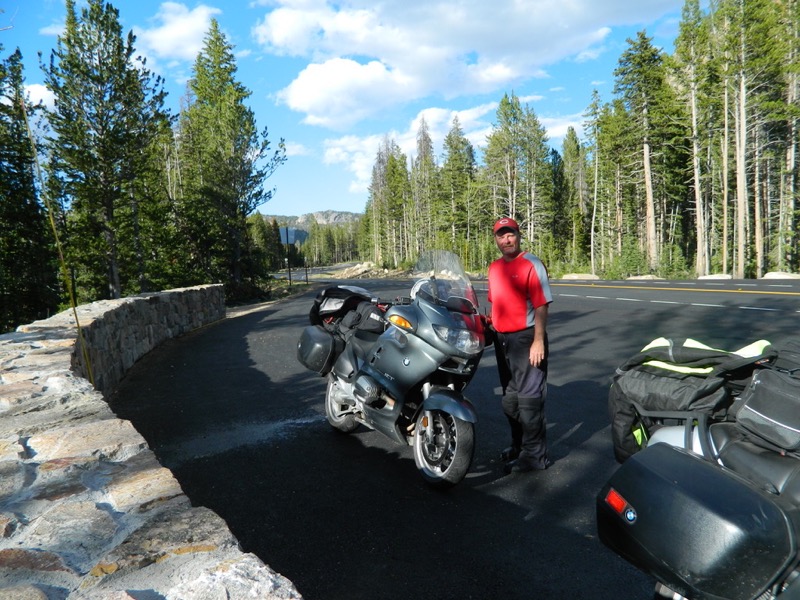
[[325, 376, 358, 433], [413, 410, 474, 487]]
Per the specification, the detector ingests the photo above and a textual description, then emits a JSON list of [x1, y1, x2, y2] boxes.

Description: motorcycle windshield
[[410, 250, 479, 314]]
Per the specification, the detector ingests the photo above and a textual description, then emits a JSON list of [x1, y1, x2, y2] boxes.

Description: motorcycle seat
[[710, 422, 800, 504]]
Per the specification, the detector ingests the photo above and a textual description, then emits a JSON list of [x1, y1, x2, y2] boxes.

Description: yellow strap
[[643, 360, 715, 375]]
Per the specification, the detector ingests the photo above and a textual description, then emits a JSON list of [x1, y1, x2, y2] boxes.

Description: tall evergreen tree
[[715, 0, 786, 276], [485, 93, 525, 220], [561, 126, 590, 265], [440, 116, 477, 253], [410, 116, 438, 254], [614, 30, 670, 271], [176, 19, 286, 297], [673, 0, 712, 276], [519, 104, 553, 251], [385, 144, 411, 267], [0, 47, 60, 332], [42, 0, 169, 301]]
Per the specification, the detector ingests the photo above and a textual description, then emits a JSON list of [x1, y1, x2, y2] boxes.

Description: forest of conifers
[[0, 1, 287, 333], [329, 0, 799, 280], [2, 0, 800, 334]]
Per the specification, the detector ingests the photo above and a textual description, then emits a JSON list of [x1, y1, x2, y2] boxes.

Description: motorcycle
[[597, 345, 800, 600], [296, 250, 486, 487]]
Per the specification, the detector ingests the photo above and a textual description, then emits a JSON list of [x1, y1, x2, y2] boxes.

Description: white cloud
[[575, 45, 606, 63], [26, 84, 55, 108], [285, 141, 311, 157], [323, 133, 384, 193], [38, 22, 63, 36], [252, 0, 682, 130], [135, 3, 222, 63], [542, 113, 586, 144], [278, 57, 421, 130], [321, 101, 500, 193]]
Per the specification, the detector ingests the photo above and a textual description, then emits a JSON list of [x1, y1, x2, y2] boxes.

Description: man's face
[[494, 229, 521, 259]]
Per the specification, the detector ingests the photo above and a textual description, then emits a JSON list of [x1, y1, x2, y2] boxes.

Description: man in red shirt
[[488, 217, 553, 473]]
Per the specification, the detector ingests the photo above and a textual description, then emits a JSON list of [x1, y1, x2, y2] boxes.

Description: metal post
[[285, 226, 292, 287]]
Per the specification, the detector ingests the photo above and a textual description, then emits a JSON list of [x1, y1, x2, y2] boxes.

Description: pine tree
[[0, 47, 60, 332], [583, 90, 604, 274], [778, 0, 800, 272], [561, 126, 590, 265], [614, 31, 670, 271], [42, 0, 169, 300], [673, 0, 712, 276], [519, 104, 553, 253], [176, 19, 286, 298], [485, 93, 525, 220], [411, 116, 438, 253], [385, 144, 411, 268], [363, 137, 392, 264], [440, 116, 477, 256]]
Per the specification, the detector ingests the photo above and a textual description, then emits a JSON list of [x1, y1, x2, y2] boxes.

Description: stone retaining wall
[[0, 286, 302, 600]]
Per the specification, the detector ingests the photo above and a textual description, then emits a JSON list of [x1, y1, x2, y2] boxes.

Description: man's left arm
[[529, 303, 549, 367]]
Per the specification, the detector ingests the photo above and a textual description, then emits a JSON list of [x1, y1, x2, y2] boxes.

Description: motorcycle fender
[[422, 389, 477, 424]]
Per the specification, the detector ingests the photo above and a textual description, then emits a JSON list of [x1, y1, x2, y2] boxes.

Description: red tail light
[[605, 488, 637, 524], [605, 488, 627, 514]]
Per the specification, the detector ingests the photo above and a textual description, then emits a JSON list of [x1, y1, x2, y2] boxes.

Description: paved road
[[109, 277, 800, 600]]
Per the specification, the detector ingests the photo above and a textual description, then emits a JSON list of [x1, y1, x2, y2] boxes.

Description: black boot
[[500, 394, 522, 462], [500, 445, 521, 461], [512, 396, 549, 471]]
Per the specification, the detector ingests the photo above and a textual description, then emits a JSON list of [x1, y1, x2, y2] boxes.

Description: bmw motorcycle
[[597, 355, 800, 599], [296, 250, 485, 487]]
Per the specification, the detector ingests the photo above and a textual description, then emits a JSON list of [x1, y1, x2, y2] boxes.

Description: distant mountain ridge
[[260, 210, 362, 244], [261, 210, 362, 228]]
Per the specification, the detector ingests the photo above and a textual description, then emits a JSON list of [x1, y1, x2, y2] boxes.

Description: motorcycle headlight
[[432, 325, 483, 355]]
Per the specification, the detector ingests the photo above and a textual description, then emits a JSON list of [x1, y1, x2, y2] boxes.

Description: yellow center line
[[552, 283, 800, 297]]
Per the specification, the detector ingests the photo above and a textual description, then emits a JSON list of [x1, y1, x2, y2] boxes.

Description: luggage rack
[[631, 402, 718, 462]]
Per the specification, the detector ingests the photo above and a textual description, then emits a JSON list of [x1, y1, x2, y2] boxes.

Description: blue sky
[[2, 0, 685, 217]]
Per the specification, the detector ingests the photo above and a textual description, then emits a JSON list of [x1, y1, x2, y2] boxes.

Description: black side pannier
[[597, 443, 795, 600], [608, 337, 776, 463], [736, 342, 800, 452], [297, 324, 345, 376]]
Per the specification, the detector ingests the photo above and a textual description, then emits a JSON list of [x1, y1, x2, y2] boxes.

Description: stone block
[[27, 419, 146, 463], [20, 500, 118, 571], [0, 461, 27, 503], [104, 457, 184, 513]]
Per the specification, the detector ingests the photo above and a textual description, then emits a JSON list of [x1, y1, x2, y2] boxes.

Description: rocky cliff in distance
[[261, 210, 362, 229]]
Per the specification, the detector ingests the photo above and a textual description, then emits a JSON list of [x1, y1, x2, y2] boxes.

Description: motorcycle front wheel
[[413, 409, 474, 487], [325, 375, 358, 433]]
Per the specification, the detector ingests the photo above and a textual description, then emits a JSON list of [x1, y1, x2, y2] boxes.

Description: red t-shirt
[[488, 252, 552, 333]]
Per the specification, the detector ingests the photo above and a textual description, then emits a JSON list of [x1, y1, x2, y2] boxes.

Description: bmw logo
[[624, 508, 637, 524]]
